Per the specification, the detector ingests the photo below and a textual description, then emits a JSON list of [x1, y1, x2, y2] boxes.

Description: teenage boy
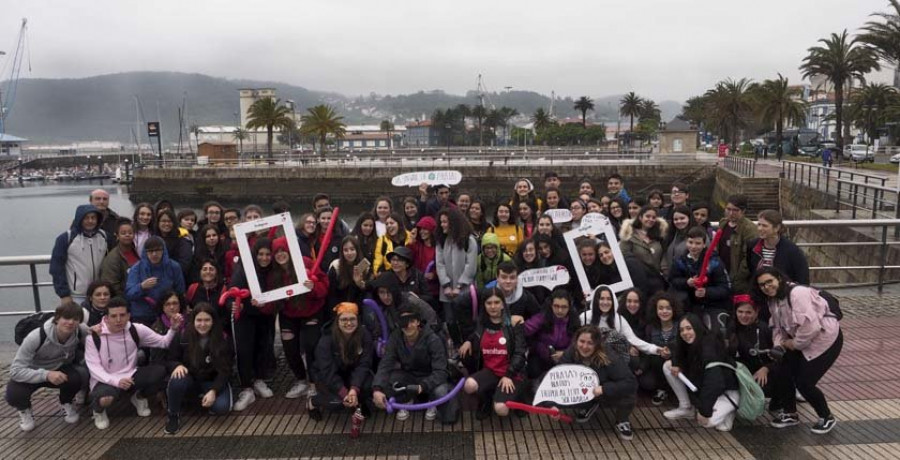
[[607, 173, 631, 202], [544, 171, 570, 209], [495, 261, 540, 320], [417, 183, 456, 218], [475, 233, 512, 289], [669, 227, 732, 328], [718, 194, 757, 294], [85, 297, 183, 430]]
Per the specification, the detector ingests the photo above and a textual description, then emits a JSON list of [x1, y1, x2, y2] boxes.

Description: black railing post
[[29, 263, 41, 312]]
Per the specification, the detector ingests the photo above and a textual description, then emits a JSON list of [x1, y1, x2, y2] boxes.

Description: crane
[[0, 18, 30, 134]]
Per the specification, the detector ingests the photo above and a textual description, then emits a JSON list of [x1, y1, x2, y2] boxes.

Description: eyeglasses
[[757, 278, 776, 288], [224, 215, 239, 221]]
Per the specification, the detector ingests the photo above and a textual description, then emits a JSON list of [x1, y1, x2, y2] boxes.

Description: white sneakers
[[285, 380, 309, 399], [425, 407, 438, 421], [233, 388, 256, 412], [62, 403, 79, 424], [18, 409, 35, 432], [395, 409, 410, 421], [716, 412, 736, 432], [252, 380, 274, 399], [130, 393, 151, 417], [663, 406, 695, 420], [93, 411, 110, 430]]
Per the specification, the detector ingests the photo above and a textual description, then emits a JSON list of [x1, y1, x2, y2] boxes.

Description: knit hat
[[416, 216, 437, 232], [272, 236, 290, 254]]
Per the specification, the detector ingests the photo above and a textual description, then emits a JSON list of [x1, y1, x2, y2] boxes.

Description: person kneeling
[[85, 297, 182, 430], [164, 303, 233, 434], [373, 304, 458, 424], [560, 325, 638, 440], [7, 302, 89, 432]]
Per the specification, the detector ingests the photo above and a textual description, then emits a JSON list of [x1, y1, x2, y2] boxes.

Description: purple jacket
[[524, 313, 572, 364]]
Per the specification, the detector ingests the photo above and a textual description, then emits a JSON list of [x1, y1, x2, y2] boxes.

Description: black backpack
[[91, 324, 141, 351], [787, 284, 842, 321], [15, 311, 83, 350]]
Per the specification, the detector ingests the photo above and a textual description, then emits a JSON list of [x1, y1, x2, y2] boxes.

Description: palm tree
[[300, 105, 346, 154], [472, 105, 488, 146], [638, 99, 661, 122], [846, 83, 900, 142], [800, 30, 880, 154], [619, 92, 644, 133], [751, 74, 807, 157], [232, 128, 249, 155], [704, 78, 755, 153], [531, 108, 554, 132], [380, 120, 394, 148], [859, 1, 900, 76], [245, 97, 294, 159], [573, 96, 594, 128]]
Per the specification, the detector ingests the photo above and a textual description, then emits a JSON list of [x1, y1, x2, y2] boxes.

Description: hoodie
[[9, 319, 90, 384], [125, 242, 186, 321], [580, 285, 660, 356], [502, 280, 540, 319], [475, 233, 512, 289], [84, 319, 176, 390], [49, 204, 108, 299]]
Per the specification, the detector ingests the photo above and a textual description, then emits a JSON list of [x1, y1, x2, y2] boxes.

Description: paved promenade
[[0, 292, 898, 459]]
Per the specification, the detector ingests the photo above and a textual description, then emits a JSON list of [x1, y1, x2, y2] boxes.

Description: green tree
[[245, 97, 294, 159], [300, 104, 346, 154], [750, 74, 807, 156], [846, 83, 900, 142], [574, 96, 595, 128], [619, 92, 644, 133], [704, 78, 755, 153], [232, 128, 249, 155], [531, 108, 554, 135], [680, 96, 708, 128], [859, 1, 900, 72], [800, 30, 880, 153], [472, 105, 488, 146], [380, 119, 395, 148]]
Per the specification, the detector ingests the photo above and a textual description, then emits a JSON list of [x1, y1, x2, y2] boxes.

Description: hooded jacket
[[502, 280, 541, 319], [373, 230, 411, 274], [365, 274, 438, 337], [618, 217, 668, 274], [229, 238, 275, 317], [9, 319, 90, 384], [669, 248, 732, 314], [100, 241, 140, 296], [84, 319, 176, 390], [475, 233, 513, 289], [523, 312, 574, 365], [373, 325, 448, 394], [558, 344, 637, 401], [436, 234, 479, 302], [580, 285, 660, 356], [50, 204, 108, 298], [125, 242, 186, 320], [314, 328, 374, 397], [272, 254, 329, 320]]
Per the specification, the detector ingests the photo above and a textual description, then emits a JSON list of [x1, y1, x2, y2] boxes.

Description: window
[[673, 139, 683, 153]]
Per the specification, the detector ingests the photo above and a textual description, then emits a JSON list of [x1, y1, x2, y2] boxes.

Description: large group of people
[[7, 175, 842, 440]]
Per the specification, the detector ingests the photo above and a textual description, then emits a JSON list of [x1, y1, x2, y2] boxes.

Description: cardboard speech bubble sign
[[519, 265, 570, 290], [391, 170, 462, 187], [233, 212, 310, 303], [544, 208, 572, 224], [533, 364, 600, 406]]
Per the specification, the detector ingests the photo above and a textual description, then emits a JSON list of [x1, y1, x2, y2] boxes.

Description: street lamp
[[445, 123, 452, 155], [285, 100, 295, 158]]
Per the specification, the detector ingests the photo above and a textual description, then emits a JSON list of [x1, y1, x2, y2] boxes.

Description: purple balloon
[[425, 261, 435, 274], [386, 377, 465, 414], [363, 298, 389, 357]]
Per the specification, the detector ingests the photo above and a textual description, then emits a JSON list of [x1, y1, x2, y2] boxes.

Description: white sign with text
[[391, 170, 462, 187], [544, 208, 573, 224], [519, 265, 570, 290], [533, 364, 600, 406], [234, 212, 310, 303]]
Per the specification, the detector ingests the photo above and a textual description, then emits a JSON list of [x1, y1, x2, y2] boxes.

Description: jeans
[[167, 375, 232, 415], [90, 364, 167, 413], [5, 364, 84, 410], [777, 330, 843, 418]]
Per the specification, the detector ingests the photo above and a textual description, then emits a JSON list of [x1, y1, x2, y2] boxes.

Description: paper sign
[[564, 215, 633, 301], [519, 265, 570, 290], [233, 212, 310, 303], [533, 364, 600, 406], [391, 170, 462, 187], [579, 212, 609, 235], [544, 209, 572, 224]]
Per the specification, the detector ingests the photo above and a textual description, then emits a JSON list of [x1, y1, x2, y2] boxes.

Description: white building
[[0, 133, 27, 156]]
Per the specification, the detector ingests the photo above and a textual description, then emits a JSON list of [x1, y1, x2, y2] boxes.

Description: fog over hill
[[2, 72, 682, 143]]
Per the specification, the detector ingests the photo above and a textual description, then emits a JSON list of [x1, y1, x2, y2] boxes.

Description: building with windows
[[0, 133, 27, 156], [406, 120, 437, 147]]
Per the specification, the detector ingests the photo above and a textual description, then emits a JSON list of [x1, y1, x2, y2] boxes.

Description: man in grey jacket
[[6, 302, 90, 432], [49, 204, 108, 304]]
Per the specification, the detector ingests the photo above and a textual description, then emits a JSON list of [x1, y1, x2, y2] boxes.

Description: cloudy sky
[[0, 0, 894, 102]]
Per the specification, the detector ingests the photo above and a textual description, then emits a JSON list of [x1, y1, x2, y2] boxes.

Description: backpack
[[15, 311, 83, 350], [91, 324, 141, 352], [787, 284, 842, 321], [705, 361, 765, 420]]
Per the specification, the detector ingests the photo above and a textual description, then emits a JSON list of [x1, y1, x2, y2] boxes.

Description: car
[[890, 152, 900, 164], [816, 142, 837, 158], [843, 144, 874, 162]]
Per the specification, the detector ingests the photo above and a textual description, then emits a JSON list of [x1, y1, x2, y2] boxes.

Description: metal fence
[[781, 160, 888, 195], [723, 156, 756, 177]]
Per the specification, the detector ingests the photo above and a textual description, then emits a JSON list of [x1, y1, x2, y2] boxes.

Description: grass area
[[856, 162, 899, 173]]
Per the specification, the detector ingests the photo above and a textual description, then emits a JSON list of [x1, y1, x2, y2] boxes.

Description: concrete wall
[[712, 168, 780, 218]]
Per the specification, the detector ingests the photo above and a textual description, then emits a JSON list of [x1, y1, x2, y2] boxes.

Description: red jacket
[[272, 256, 329, 319]]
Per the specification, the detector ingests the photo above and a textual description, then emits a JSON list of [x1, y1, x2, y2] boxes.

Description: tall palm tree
[[619, 92, 644, 132], [472, 105, 488, 146], [380, 120, 394, 148], [859, 1, 900, 77], [638, 99, 661, 122], [232, 128, 249, 155], [531, 108, 554, 132], [704, 78, 755, 153], [245, 97, 294, 159], [751, 74, 808, 156], [300, 105, 346, 154], [800, 30, 880, 153], [573, 96, 594, 128], [846, 83, 900, 142]]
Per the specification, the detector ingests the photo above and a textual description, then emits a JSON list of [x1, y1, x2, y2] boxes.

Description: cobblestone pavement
[[0, 294, 897, 459]]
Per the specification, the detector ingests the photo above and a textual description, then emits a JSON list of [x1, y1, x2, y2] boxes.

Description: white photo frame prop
[[233, 212, 310, 303], [563, 213, 633, 301]]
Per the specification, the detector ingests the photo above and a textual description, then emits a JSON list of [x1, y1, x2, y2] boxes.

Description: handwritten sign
[[391, 170, 462, 187], [579, 212, 609, 235], [533, 364, 599, 406], [233, 212, 310, 303], [544, 208, 572, 224], [519, 265, 570, 290]]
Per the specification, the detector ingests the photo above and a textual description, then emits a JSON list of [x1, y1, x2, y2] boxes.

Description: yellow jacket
[[373, 231, 411, 274], [488, 224, 523, 256]]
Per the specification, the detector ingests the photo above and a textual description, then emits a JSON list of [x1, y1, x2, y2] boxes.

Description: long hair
[[631, 205, 663, 242], [572, 325, 610, 367], [436, 208, 473, 250], [386, 212, 406, 243], [589, 285, 616, 330], [540, 288, 580, 336], [132, 202, 156, 232], [750, 266, 791, 304], [195, 257, 223, 286], [194, 224, 224, 264], [513, 238, 541, 270], [337, 235, 363, 290], [478, 286, 510, 327], [401, 196, 420, 229], [493, 203, 514, 226], [331, 311, 364, 366], [616, 287, 645, 325], [372, 196, 393, 219], [351, 212, 378, 257], [184, 303, 228, 371], [645, 291, 683, 329], [673, 313, 709, 376], [468, 199, 492, 234]]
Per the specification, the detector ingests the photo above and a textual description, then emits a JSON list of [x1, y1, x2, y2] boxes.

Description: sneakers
[[770, 412, 800, 428], [307, 384, 318, 398], [285, 380, 309, 399], [93, 411, 110, 430], [395, 409, 410, 421], [62, 403, 79, 424], [18, 409, 35, 432], [796, 390, 807, 403], [164, 413, 180, 435], [651, 390, 668, 406], [233, 388, 256, 412], [475, 402, 491, 421], [811, 415, 836, 435], [663, 406, 695, 420], [130, 393, 151, 417], [252, 380, 274, 399], [715, 413, 735, 432], [615, 421, 634, 440], [425, 407, 438, 421], [575, 403, 600, 424]]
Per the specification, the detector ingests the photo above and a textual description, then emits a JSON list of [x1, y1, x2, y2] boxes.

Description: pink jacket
[[84, 320, 176, 390], [769, 285, 840, 361]]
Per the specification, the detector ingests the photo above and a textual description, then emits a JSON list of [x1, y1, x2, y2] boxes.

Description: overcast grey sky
[[0, 0, 894, 102]]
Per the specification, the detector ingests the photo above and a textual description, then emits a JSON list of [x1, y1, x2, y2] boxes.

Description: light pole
[[445, 123, 452, 155], [286, 100, 295, 159]]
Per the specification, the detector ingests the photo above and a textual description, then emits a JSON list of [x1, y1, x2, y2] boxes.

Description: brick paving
[[1, 294, 900, 459]]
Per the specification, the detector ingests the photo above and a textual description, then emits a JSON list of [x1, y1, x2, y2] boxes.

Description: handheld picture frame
[[233, 212, 310, 303], [563, 212, 633, 301]]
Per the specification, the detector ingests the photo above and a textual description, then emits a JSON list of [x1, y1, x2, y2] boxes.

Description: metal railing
[[723, 156, 756, 177], [834, 179, 899, 219], [0, 255, 52, 316], [781, 160, 888, 196]]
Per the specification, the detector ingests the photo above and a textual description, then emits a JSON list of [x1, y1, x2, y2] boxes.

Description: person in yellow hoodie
[[489, 203, 523, 257], [373, 213, 411, 275], [475, 233, 512, 288]]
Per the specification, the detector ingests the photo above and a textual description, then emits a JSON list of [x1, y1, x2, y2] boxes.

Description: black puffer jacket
[[373, 326, 448, 394], [559, 345, 637, 400]]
